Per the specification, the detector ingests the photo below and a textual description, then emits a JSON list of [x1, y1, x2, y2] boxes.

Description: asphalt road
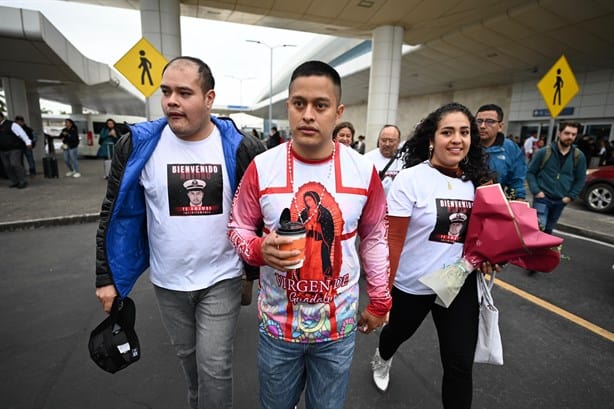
[[0, 223, 612, 409]]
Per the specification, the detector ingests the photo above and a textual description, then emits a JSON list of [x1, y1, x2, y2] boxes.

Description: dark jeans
[[0, 149, 27, 184], [532, 196, 566, 234], [378, 271, 478, 409], [23, 148, 36, 174]]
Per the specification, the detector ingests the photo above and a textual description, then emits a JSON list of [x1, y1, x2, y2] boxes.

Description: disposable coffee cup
[[277, 221, 307, 269]]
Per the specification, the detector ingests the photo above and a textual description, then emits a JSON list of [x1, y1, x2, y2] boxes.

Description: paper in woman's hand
[[418, 258, 474, 307], [419, 184, 564, 308]]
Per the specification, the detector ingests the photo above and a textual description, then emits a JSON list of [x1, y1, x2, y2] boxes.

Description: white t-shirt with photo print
[[140, 124, 241, 291], [387, 162, 475, 295]]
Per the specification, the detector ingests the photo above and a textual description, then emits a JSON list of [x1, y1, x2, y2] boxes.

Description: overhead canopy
[[2, 0, 614, 118], [0, 5, 145, 116]]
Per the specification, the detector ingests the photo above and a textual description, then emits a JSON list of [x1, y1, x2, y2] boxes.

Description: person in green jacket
[[96, 118, 119, 158], [526, 121, 587, 234]]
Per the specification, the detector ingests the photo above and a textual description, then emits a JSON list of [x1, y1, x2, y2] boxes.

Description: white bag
[[474, 272, 503, 365], [103, 143, 114, 179]]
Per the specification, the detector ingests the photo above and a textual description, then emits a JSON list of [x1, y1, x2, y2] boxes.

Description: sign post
[[114, 38, 168, 98], [537, 55, 580, 145]]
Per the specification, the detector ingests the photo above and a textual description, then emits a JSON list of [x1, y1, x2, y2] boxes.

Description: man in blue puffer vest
[[94, 56, 265, 409], [475, 104, 527, 200]]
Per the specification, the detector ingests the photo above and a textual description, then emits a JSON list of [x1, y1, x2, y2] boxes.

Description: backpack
[[539, 146, 581, 170]]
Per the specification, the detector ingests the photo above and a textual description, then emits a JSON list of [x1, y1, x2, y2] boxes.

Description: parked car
[[580, 165, 614, 213]]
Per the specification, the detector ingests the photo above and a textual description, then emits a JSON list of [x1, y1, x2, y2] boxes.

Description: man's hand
[[535, 191, 546, 199], [357, 309, 388, 334], [95, 285, 118, 313], [562, 196, 572, 204], [260, 232, 303, 271]]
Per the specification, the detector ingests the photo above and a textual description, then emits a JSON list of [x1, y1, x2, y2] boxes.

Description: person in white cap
[[183, 178, 207, 206], [448, 212, 468, 237]]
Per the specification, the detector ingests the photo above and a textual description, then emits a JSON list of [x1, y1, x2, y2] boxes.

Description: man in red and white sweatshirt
[[228, 61, 391, 409]]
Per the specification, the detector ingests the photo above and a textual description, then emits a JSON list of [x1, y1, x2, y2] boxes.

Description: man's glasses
[[476, 119, 500, 126]]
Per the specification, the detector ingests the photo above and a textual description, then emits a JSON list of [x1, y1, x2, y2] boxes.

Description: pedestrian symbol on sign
[[138, 50, 153, 86], [537, 55, 579, 119], [114, 37, 168, 98], [553, 68, 563, 106]]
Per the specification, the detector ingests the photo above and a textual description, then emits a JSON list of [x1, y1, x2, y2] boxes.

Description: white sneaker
[[72, 172, 81, 178], [65, 171, 75, 177], [371, 348, 392, 391]]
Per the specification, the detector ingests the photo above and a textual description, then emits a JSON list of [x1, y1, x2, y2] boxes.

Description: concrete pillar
[[2, 77, 28, 120], [71, 103, 83, 114], [365, 25, 404, 151], [26, 83, 45, 161], [2, 78, 44, 173], [140, 0, 181, 120]]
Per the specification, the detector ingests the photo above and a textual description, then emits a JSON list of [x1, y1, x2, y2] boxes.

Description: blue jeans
[[258, 331, 356, 409], [532, 196, 566, 234], [63, 147, 79, 172], [154, 277, 241, 409], [23, 148, 36, 174]]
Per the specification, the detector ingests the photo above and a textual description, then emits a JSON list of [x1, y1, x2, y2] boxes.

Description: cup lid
[[277, 221, 306, 235]]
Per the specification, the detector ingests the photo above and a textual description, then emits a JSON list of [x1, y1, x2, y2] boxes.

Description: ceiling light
[[37, 79, 63, 84], [358, 0, 375, 8]]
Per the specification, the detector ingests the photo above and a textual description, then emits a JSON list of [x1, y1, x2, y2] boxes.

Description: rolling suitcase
[[43, 156, 59, 178]]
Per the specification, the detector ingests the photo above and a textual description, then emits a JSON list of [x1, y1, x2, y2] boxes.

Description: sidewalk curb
[[556, 223, 614, 245], [2, 212, 612, 247], [0, 213, 100, 232]]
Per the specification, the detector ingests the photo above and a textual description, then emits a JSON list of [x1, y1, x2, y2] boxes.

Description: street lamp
[[225, 75, 255, 106], [246, 40, 296, 133]]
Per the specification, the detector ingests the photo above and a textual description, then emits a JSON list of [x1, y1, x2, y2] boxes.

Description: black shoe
[[17, 181, 28, 189]]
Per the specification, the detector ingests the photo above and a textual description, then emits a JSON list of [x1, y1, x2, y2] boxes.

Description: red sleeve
[[227, 162, 266, 266], [359, 167, 392, 317]]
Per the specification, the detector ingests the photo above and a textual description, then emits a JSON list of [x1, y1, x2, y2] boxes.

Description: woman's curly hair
[[401, 102, 494, 188]]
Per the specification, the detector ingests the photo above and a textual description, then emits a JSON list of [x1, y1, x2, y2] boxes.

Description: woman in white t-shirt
[[370, 103, 497, 408]]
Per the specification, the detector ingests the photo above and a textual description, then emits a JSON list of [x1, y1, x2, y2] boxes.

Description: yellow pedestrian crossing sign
[[537, 55, 579, 118], [114, 37, 168, 98]]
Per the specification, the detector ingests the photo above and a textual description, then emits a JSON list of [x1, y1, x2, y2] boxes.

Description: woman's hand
[[477, 261, 504, 275]]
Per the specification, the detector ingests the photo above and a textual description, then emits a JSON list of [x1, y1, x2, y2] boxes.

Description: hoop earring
[[428, 145, 434, 159]]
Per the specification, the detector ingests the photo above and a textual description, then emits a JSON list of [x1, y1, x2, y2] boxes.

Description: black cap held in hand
[[88, 297, 140, 374]]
